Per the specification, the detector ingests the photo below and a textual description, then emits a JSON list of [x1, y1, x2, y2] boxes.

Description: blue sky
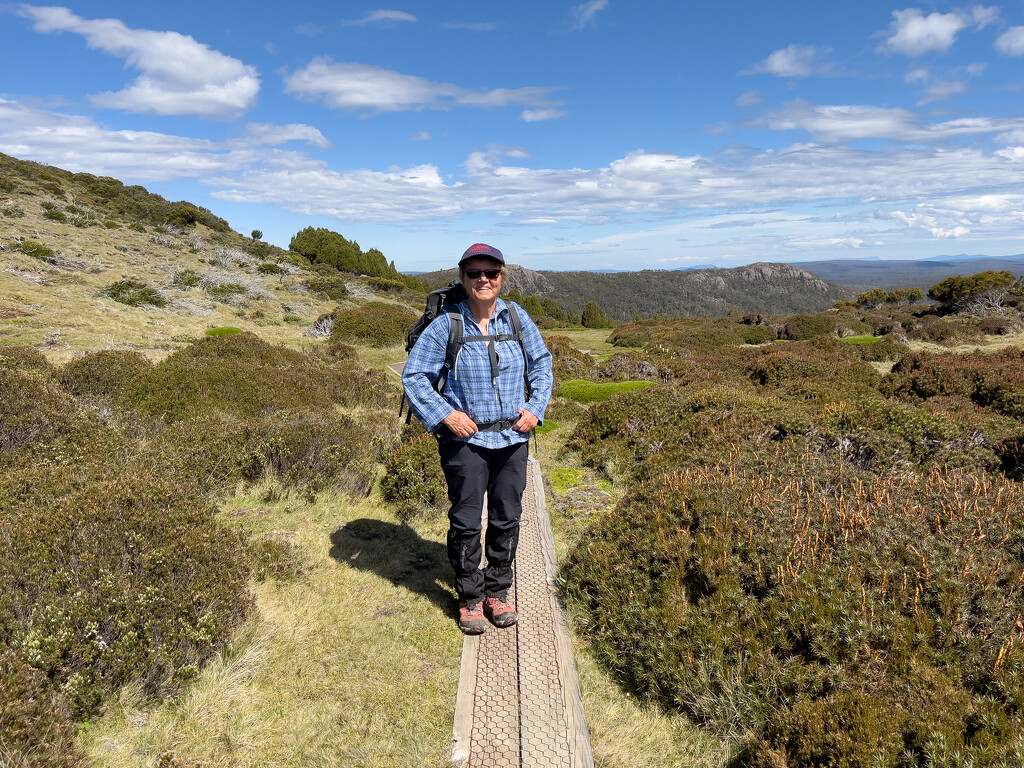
[[1, 1, 1022, 272]]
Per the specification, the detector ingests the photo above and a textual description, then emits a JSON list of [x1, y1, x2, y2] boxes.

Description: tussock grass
[[83, 491, 461, 767]]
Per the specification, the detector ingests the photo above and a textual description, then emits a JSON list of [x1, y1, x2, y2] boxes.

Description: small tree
[[581, 301, 604, 328], [885, 287, 925, 305], [251, 229, 263, 241], [855, 288, 888, 308], [928, 270, 1014, 315]]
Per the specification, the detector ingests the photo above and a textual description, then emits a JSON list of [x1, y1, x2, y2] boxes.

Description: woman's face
[[461, 257, 504, 302]]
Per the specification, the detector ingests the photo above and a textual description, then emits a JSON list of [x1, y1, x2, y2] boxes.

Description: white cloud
[[244, 123, 331, 148], [743, 44, 834, 77], [879, 7, 998, 56], [283, 58, 560, 114], [736, 90, 762, 107], [996, 26, 1024, 55], [19, 6, 259, 120], [408, 131, 431, 141], [917, 80, 966, 105], [756, 100, 1024, 143], [0, 99, 323, 181], [520, 108, 566, 122], [571, 0, 609, 30], [293, 23, 324, 37], [341, 10, 417, 26], [442, 22, 497, 32]]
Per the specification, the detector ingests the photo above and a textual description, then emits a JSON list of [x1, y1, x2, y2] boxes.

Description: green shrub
[[58, 350, 153, 399], [206, 282, 247, 301], [1, 204, 24, 217], [0, 457, 251, 718], [306, 275, 350, 300], [782, 312, 840, 341], [128, 222, 146, 232], [0, 345, 51, 373], [102, 219, 120, 229], [101, 279, 168, 308], [367, 277, 407, 293], [118, 332, 391, 423], [172, 269, 201, 288], [563, 458, 1024, 766], [558, 378, 656, 404], [283, 313, 303, 324], [380, 434, 447, 521], [257, 261, 283, 275], [204, 326, 241, 336], [172, 333, 198, 344], [329, 302, 417, 347], [0, 651, 83, 767], [42, 207, 67, 223], [15, 239, 57, 264], [0, 369, 79, 454]]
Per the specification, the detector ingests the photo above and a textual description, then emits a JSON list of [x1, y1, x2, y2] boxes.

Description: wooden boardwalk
[[451, 456, 593, 767]]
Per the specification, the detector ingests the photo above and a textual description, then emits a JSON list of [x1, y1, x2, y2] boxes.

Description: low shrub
[[58, 350, 153, 400], [2, 204, 25, 218], [306, 275, 349, 301], [42, 207, 67, 223], [329, 301, 417, 347], [118, 332, 391, 423], [0, 345, 51, 373], [206, 282, 247, 302], [102, 279, 168, 308], [380, 433, 447, 521], [0, 651, 83, 767], [979, 315, 1021, 336], [257, 262, 283, 275], [546, 334, 597, 383], [0, 457, 251, 718], [367, 277, 407, 293], [247, 536, 307, 582], [172, 269, 201, 288], [283, 313, 303, 324], [0, 368, 79, 454], [563, 458, 1024, 767], [204, 326, 241, 336], [15, 239, 57, 264]]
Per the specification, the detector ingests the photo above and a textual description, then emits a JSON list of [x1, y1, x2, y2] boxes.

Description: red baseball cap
[[459, 243, 504, 265]]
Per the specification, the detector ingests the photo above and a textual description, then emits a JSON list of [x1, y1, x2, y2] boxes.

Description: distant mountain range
[[789, 255, 1024, 292], [418, 262, 852, 320]]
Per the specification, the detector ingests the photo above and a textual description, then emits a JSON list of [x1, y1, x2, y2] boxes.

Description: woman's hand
[[443, 410, 478, 438], [513, 408, 539, 433]]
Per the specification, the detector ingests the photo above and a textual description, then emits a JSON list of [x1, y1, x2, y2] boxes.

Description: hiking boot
[[484, 596, 518, 628], [458, 600, 487, 634]]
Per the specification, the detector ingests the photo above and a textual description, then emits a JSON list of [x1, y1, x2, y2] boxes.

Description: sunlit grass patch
[[558, 378, 655, 403], [841, 334, 879, 344]]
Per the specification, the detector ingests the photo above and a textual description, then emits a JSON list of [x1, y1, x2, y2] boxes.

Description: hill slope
[[420, 262, 852, 319]]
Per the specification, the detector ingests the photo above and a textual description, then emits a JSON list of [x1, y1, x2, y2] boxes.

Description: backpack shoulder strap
[[505, 303, 531, 400], [436, 310, 463, 393]]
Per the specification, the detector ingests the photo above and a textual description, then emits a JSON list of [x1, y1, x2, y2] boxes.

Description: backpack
[[400, 281, 531, 423]]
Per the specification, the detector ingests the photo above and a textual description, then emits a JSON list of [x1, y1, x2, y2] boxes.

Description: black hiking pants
[[438, 438, 528, 604]]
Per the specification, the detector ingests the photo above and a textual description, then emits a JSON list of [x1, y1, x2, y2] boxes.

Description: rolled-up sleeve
[[402, 314, 455, 432]]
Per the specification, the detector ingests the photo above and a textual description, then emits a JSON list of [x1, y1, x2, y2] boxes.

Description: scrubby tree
[[581, 301, 605, 328], [885, 287, 925, 305], [541, 297, 566, 322], [504, 288, 525, 305], [520, 295, 544, 318], [856, 288, 888, 308], [928, 270, 1014, 315], [251, 229, 263, 241]]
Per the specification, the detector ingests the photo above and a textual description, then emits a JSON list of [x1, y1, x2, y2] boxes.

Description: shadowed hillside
[[419, 262, 853, 320]]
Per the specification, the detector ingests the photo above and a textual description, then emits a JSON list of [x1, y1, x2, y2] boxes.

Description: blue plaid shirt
[[402, 299, 553, 449]]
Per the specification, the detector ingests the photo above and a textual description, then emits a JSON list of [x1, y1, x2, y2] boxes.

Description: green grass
[[558, 378, 656, 403], [841, 334, 879, 344], [204, 326, 242, 336]]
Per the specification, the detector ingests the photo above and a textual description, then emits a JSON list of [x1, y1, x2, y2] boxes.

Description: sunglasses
[[464, 268, 502, 280]]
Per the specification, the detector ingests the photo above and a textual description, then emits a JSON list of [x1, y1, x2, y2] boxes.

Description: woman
[[402, 243, 553, 634]]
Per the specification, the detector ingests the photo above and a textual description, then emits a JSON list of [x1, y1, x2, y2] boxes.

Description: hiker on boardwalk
[[402, 243, 553, 634]]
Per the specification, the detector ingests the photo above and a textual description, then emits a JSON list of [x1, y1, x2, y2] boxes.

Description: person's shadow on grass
[[328, 519, 457, 620]]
